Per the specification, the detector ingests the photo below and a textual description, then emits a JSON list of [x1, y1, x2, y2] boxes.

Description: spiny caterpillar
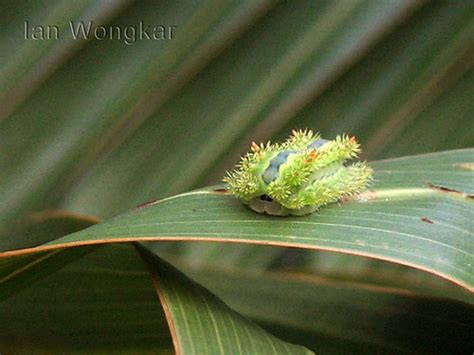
[[223, 129, 373, 216]]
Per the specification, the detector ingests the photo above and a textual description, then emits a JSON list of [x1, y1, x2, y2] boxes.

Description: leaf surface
[[0, 217, 314, 354], [186, 266, 474, 354], [4, 149, 472, 293], [0, 0, 274, 234], [0, 244, 173, 353], [138, 245, 313, 355]]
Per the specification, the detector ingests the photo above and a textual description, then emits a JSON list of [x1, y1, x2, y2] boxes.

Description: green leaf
[[0, 244, 174, 353], [5, 210, 100, 252], [62, 0, 424, 218], [137, 245, 313, 354], [185, 266, 474, 354], [6, 149, 471, 295], [0, 0, 274, 234], [0, 215, 313, 353], [0, 211, 99, 299], [1, 2, 474, 352], [289, 250, 473, 303], [0, 0, 132, 117], [282, 0, 474, 160]]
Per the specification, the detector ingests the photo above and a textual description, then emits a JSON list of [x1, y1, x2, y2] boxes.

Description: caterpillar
[[223, 129, 373, 216]]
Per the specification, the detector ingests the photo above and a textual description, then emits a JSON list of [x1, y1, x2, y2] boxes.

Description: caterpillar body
[[223, 129, 373, 216]]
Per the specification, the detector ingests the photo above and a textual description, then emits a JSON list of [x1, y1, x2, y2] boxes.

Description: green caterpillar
[[223, 129, 373, 216]]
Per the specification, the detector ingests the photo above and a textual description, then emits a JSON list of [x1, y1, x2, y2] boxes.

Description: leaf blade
[[137, 245, 313, 355], [4, 149, 472, 293]]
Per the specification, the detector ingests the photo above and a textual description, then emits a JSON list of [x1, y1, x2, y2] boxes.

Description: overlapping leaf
[[62, 0, 424, 218], [186, 266, 474, 354], [1, 244, 174, 353], [0, 0, 274, 234], [138, 245, 312, 354], [1, 2, 473, 353], [1, 242, 313, 354]]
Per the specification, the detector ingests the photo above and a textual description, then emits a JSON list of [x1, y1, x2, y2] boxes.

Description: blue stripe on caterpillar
[[223, 130, 372, 216]]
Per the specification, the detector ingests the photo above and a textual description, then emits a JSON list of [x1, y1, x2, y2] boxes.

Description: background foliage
[[1, 0, 473, 353]]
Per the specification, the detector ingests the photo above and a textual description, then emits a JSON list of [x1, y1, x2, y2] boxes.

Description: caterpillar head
[[223, 129, 373, 216]]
